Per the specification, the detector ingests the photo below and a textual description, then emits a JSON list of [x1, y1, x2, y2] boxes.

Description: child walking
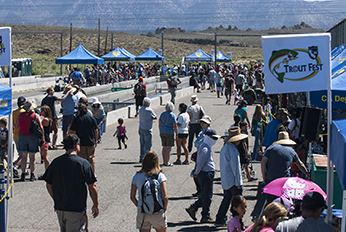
[[113, 118, 127, 149], [227, 195, 247, 232]]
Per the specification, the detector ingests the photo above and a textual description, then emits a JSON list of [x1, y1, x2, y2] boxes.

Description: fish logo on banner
[[195, 52, 202, 57], [113, 51, 120, 57], [268, 46, 323, 83]]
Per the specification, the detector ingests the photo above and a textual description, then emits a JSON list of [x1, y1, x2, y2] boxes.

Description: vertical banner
[[0, 27, 11, 66], [262, 33, 331, 94]]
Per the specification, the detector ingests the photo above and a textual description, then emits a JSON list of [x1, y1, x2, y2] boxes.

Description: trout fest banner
[[262, 33, 331, 94], [0, 27, 11, 66]]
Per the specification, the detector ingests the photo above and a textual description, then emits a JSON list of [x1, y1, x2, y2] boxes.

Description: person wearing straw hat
[[15, 99, 44, 181], [261, 132, 310, 203], [214, 126, 247, 227], [185, 129, 220, 224], [187, 95, 205, 152]]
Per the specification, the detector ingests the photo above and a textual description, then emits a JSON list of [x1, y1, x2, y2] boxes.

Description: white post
[[326, 88, 334, 222]]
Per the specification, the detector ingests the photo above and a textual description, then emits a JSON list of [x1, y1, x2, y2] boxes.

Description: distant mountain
[[0, 0, 345, 34]]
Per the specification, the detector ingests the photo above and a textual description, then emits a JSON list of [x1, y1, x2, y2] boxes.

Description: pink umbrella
[[262, 177, 327, 200]]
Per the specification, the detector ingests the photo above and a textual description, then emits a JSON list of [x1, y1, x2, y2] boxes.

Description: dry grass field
[[0, 23, 323, 75]]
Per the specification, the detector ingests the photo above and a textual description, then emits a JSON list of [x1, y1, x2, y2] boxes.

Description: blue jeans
[[215, 185, 243, 224], [138, 128, 152, 161], [192, 171, 214, 218], [170, 87, 177, 104]]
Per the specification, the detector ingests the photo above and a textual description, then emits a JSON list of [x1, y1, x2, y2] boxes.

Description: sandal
[[163, 163, 173, 167], [248, 176, 258, 182], [173, 160, 181, 165]]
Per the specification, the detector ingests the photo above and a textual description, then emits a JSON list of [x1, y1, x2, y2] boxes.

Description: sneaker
[[20, 173, 25, 181], [13, 168, 19, 178], [192, 192, 201, 197], [185, 206, 197, 221], [182, 160, 189, 165], [125, 144, 127, 149], [173, 160, 181, 165], [200, 216, 214, 223], [30, 173, 36, 181]]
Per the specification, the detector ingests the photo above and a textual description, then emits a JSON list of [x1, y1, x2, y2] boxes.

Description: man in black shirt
[[70, 103, 98, 175], [43, 134, 99, 232]]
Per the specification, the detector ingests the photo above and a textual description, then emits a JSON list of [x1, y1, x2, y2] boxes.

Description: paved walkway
[[8, 89, 262, 231]]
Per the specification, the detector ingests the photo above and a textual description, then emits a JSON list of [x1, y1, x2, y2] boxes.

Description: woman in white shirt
[[174, 103, 190, 165]]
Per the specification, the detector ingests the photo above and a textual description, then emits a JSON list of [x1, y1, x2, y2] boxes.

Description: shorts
[[216, 83, 222, 91], [236, 84, 243, 92], [160, 133, 174, 147], [209, 80, 215, 85], [62, 115, 73, 132], [135, 96, 145, 107], [18, 135, 39, 153], [136, 208, 167, 230], [178, 134, 188, 139], [78, 145, 96, 164], [40, 141, 50, 150], [117, 135, 126, 143], [0, 147, 7, 160], [225, 88, 231, 96], [14, 137, 20, 153], [56, 210, 86, 232], [52, 118, 58, 134], [240, 153, 249, 165]]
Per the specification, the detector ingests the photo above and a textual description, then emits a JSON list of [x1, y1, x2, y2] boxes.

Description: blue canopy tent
[[135, 48, 164, 61], [121, 48, 136, 59], [331, 119, 346, 191], [0, 84, 12, 117], [332, 48, 346, 73], [213, 51, 232, 62], [101, 47, 135, 61], [184, 49, 212, 62], [332, 44, 345, 60], [55, 44, 104, 64]]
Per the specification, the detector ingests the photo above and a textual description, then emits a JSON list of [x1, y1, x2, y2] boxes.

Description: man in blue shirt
[[61, 85, 78, 139], [186, 129, 220, 224], [214, 126, 248, 227], [138, 97, 157, 162], [262, 108, 290, 148]]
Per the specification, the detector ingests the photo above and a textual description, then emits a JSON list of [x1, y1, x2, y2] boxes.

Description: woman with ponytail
[[245, 202, 287, 232], [227, 195, 247, 231]]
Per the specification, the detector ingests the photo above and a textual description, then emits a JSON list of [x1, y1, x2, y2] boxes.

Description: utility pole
[[214, 33, 217, 68], [98, 19, 100, 56], [111, 32, 113, 51], [69, 23, 72, 52], [161, 31, 164, 67], [104, 26, 108, 55]]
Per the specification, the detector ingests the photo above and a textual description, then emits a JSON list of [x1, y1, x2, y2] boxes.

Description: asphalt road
[[7, 89, 262, 232]]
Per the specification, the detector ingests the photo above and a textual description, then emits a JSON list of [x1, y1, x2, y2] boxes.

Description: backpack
[[134, 83, 145, 96], [170, 76, 179, 87], [141, 172, 164, 214]]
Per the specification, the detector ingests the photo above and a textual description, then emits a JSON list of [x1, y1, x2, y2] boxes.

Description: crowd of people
[[5, 60, 339, 232]]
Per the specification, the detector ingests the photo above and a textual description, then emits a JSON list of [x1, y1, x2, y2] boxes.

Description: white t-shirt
[[288, 118, 301, 139], [177, 112, 190, 134], [187, 104, 204, 124]]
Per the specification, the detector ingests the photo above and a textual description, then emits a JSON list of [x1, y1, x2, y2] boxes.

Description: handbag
[[29, 119, 43, 138]]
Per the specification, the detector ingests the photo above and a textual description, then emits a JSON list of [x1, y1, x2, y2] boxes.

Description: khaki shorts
[[160, 133, 175, 147], [56, 210, 86, 232], [78, 145, 96, 164], [136, 208, 167, 230]]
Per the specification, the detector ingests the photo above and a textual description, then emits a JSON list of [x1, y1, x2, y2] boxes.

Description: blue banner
[[331, 44, 345, 60], [0, 84, 12, 116]]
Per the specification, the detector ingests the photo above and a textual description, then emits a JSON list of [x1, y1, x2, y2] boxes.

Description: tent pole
[[326, 88, 333, 222]]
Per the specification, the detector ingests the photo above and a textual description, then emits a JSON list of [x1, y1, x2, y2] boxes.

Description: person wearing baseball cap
[[276, 191, 336, 232], [186, 128, 220, 224], [215, 126, 247, 226], [12, 96, 26, 178], [262, 108, 291, 148]]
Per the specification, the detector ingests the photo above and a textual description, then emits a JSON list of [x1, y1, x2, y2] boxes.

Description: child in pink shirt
[[113, 118, 127, 149], [228, 195, 247, 232]]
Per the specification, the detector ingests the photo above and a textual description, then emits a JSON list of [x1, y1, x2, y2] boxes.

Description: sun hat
[[273, 131, 296, 145], [63, 84, 76, 94], [92, 97, 101, 106], [226, 126, 248, 143], [302, 191, 327, 209], [190, 95, 198, 103], [198, 115, 212, 125], [276, 108, 291, 117], [22, 99, 37, 112], [204, 129, 221, 140]]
